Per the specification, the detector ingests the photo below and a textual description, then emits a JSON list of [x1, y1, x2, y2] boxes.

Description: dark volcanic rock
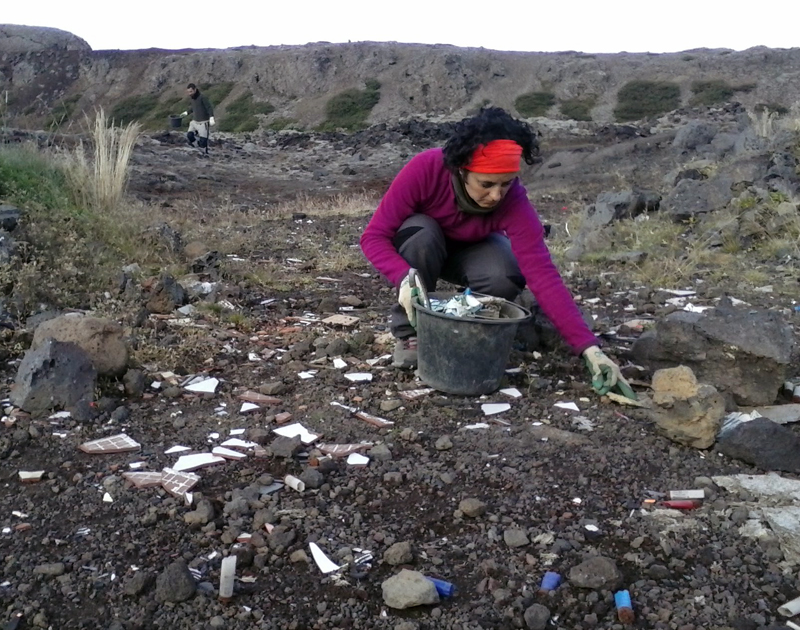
[[632, 297, 794, 406], [718, 417, 800, 473], [11, 338, 96, 418], [154, 560, 196, 603]]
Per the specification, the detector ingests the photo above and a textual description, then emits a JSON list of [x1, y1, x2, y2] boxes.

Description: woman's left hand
[[582, 345, 636, 399]]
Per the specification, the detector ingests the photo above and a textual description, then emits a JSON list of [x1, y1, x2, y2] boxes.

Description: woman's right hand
[[398, 272, 415, 324]]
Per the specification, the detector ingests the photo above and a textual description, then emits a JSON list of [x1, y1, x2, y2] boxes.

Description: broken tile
[[318, 443, 374, 458], [309, 542, 341, 573], [322, 314, 360, 327], [165, 445, 191, 455], [298, 371, 316, 379], [185, 377, 219, 394], [207, 432, 220, 440], [122, 471, 163, 489], [344, 372, 372, 383], [173, 453, 226, 472], [554, 402, 580, 412], [128, 461, 146, 470], [354, 411, 394, 428], [19, 470, 45, 483], [399, 388, 434, 401], [240, 402, 259, 414], [161, 468, 200, 497], [212, 446, 248, 460], [239, 390, 282, 405], [229, 428, 246, 436], [482, 403, 511, 416], [463, 423, 490, 430], [500, 388, 522, 398], [79, 433, 141, 454], [220, 438, 258, 450], [102, 492, 113, 503], [346, 453, 369, 467], [333, 358, 348, 369], [273, 423, 321, 445], [275, 412, 292, 424]]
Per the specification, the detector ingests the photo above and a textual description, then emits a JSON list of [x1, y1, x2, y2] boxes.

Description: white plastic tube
[[786, 621, 800, 630], [778, 595, 800, 617], [284, 475, 305, 493], [219, 556, 237, 600]]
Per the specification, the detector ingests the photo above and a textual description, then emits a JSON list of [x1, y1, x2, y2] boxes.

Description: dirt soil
[[1, 123, 800, 630]]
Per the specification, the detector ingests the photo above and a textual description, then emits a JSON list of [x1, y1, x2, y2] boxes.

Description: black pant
[[391, 214, 525, 339]]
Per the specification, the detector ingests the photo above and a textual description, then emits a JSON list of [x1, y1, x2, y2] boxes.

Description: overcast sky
[[5, 0, 798, 53]]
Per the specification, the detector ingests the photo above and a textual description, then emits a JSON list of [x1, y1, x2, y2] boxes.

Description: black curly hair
[[442, 107, 539, 172]]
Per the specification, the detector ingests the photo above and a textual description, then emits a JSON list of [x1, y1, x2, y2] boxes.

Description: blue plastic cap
[[540, 571, 562, 590], [425, 576, 457, 598], [614, 590, 632, 609]]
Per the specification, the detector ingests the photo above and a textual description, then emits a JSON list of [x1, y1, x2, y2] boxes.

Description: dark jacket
[[190, 92, 214, 122]]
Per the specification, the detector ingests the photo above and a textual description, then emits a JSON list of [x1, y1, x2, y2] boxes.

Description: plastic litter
[[615, 590, 635, 624], [538, 571, 561, 595], [425, 576, 457, 598], [427, 288, 508, 319], [219, 556, 236, 601]]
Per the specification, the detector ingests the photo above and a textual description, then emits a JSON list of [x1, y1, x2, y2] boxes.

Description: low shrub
[[514, 92, 556, 118], [320, 84, 381, 131], [199, 82, 235, 107], [560, 98, 595, 121], [47, 95, 82, 131], [614, 80, 680, 122], [111, 95, 159, 126], [217, 92, 275, 133], [690, 80, 757, 106]]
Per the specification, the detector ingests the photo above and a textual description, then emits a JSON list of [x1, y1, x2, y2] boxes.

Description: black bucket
[[169, 115, 183, 129], [414, 292, 531, 396]]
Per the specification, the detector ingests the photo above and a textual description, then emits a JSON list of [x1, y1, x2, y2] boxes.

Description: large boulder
[[32, 314, 128, 376], [381, 569, 439, 609], [673, 121, 718, 151], [650, 366, 725, 449], [0, 25, 91, 53], [663, 176, 734, 221], [632, 297, 794, 406], [11, 338, 96, 418], [717, 416, 800, 473]]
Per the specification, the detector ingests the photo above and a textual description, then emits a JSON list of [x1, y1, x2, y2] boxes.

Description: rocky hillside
[[0, 24, 799, 131]]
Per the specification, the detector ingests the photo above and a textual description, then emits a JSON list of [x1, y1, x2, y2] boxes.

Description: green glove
[[582, 345, 637, 400]]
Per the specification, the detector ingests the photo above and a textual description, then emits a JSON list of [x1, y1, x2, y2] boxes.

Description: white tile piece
[[19, 470, 45, 482], [185, 377, 219, 393], [505, 367, 523, 374], [49, 411, 71, 419], [207, 432, 220, 440], [212, 446, 248, 460], [220, 438, 258, 450], [298, 371, 315, 379], [248, 352, 261, 362], [273, 423, 320, 445], [554, 402, 580, 412], [240, 402, 259, 413], [173, 453, 226, 472], [229, 428, 246, 436], [463, 423, 490, 430], [309, 542, 341, 574], [482, 403, 511, 416], [79, 433, 141, 454], [161, 468, 200, 497], [500, 388, 522, 398], [102, 492, 113, 503], [128, 461, 146, 470], [344, 372, 373, 383], [346, 453, 370, 466], [333, 358, 348, 369], [165, 445, 191, 455]]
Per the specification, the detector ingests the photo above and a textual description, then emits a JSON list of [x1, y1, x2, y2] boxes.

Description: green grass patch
[[217, 92, 275, 133], [199, 82, 235, 106], [690, 80, 757, 106], [320, 84, 381, 131], [145, 95, 186, 130], [111, 94, 159, 126], [560, 98, 595, 121], [614, 80, 681, 122], [514, 92, 556, 118]]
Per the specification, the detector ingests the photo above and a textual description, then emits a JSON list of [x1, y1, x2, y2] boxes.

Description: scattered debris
[[322, 314, 360, 327], [615, 590, 635, 624], [482, 403, 511, 415], [554, 402, 579, 412], [18, 470, 45, 483], [173, 453, 226, 472], [273, 423, 321, 444], [184, 377, 219, 394], [284, 475, 305, 492], [309, 542, 340, 573], [219, 556, 237, 602], [79, 434, 141, 454], [344, 372, 372, 383]]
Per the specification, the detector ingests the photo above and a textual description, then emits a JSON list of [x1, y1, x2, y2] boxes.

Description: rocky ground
[[2, 109, 800, 630]]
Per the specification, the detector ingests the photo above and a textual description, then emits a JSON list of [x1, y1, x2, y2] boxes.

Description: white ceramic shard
[[79, 433, 141, 454], [309, 542, 341, 574], [240, 402, 259, 413], [18, 470, 45, 483], [212, 446, 248, 460], [554, 402, 580, 412], [122, 471, 163, 489], [229, 428, 246, 436], [481, 403, 511, 416], [103, 492, 113, 503], [333, 358, 348, 369], [185, 377, 219, 393], [165, 445, 191, 455], [346, 453, 369, 467], [298, 371, 315, 379], [500, 388, 522, 398], [160, 468, 200, 497], [463, 423, 490, 430], [344, 372, 372, 383], [273, 423, 320, 444], [220, 438, 258, 450], [173, 453, 226, 472]]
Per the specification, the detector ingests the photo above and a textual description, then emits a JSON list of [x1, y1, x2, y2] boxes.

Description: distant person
[[360, 107, 633, 397], [181, 83, 215, 156]]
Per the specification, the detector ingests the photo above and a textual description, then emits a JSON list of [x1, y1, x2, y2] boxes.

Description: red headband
[[464, 139, 522, 173]]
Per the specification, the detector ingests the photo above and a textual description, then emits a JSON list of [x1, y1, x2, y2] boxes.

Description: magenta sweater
[[360, 148, 599, 354]]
